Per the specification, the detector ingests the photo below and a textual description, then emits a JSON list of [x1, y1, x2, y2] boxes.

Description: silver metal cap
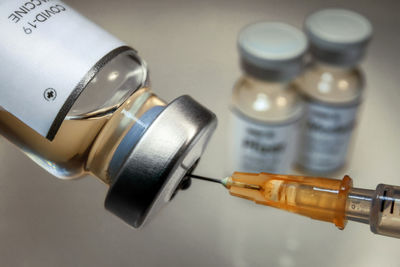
[[305, 9, 373, 66], [104, 95, 217, 228]]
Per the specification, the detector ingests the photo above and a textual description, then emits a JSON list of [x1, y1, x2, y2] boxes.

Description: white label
[[0, 0, 125, 139], [229, 110, 300, 173], [297, 101, 359, 172]]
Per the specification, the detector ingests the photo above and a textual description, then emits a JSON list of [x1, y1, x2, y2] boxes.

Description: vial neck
[[241, 58, 302, 83], [313, 59, 358, 74], [245, 74, 293, 92]]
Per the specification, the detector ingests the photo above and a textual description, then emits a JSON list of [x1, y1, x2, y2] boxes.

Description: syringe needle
[[221, 177, 261, 190], [187, 174, 222, 185], [188, 174, 261, 190], [224, 172, 353, 229], [191, 172, 400, 239]]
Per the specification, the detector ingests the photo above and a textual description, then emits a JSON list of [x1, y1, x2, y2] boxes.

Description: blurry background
[[1, 0, 400, 266]]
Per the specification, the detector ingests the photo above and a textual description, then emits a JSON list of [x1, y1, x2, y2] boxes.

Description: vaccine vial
[[296, 9, 372, 174], [0, 0, 217, 228], [0, 51, 161, 181], [229, 22, 307, 173]]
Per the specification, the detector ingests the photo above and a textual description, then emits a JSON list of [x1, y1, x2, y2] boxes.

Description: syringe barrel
[[370, 184, 400, 238]]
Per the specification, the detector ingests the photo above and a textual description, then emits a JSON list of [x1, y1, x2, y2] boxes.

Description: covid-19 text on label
[[7, 0, 67, 35]]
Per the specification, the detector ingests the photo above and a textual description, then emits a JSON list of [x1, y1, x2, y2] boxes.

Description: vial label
[[0, 0, 124, 139], [297, 101, 359, 172], [229, 110, 300, 173]]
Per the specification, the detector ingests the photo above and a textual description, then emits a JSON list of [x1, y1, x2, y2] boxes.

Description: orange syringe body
[[226, 172, 353, 229]]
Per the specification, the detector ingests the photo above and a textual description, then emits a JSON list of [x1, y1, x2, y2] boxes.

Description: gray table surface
[[1, 0, 400, 266]]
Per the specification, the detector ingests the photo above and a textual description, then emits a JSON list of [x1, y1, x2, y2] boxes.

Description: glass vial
[[0, 1, 217, 228], [0, 47, 166, 184], [229, 22, 307, 173], [296, 9, 372, 174], [0, 49, 164, 183]]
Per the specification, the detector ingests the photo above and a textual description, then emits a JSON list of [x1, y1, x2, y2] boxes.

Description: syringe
[[189, 173, 400, 239]]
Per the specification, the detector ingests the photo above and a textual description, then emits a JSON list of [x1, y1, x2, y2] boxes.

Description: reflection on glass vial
[[296, 9, 372, 174], [229, 22, 307, 174]]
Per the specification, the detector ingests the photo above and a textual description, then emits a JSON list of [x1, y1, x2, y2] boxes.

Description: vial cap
[[238, 22, 307, 80], [105, 96, 217, 228], [305, 9, 372, 65]]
